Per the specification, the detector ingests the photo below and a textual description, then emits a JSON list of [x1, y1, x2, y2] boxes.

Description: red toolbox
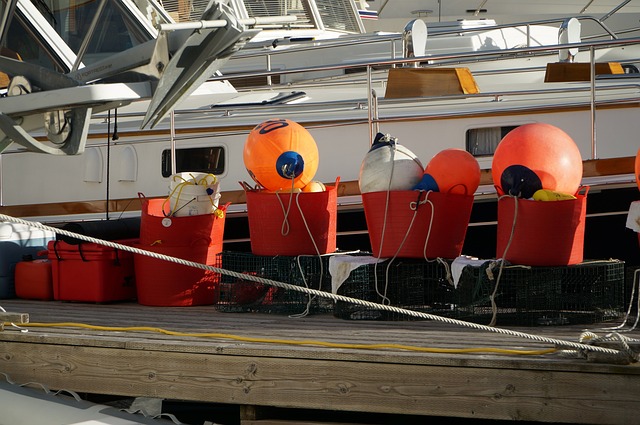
[[47, 239, 137, 302]]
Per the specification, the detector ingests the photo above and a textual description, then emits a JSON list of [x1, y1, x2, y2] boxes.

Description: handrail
[[105, 80, 640, 122], [422, 15, 619, 40], [101, 35, 640, 165], [214, 36, 640, 84], [228, 14, 623, 65]]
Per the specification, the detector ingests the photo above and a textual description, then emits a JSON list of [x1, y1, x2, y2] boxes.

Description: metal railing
[[225, 14, 631, 76], [79, 34, 640, 163]]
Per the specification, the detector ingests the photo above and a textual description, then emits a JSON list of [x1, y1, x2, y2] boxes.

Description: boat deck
[[1, 296, 640, 425]]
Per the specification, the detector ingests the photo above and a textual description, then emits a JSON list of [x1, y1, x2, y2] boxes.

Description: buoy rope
[[289, 254, 321, 318], [260, 183, 331, 318], [376, 190, 432, 305], [0, 213, 627, 358], [288, 191, 324, 318], [415, 192, 454, 284], [418, 191, 435, 261], [489, 194, 519, 327], [592, 268, 640, 334], [372, 140, 397, 305], [274, 177, 296, 236]]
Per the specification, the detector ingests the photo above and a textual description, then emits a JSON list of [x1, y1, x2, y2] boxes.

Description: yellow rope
[[10, 321, 557, 356]]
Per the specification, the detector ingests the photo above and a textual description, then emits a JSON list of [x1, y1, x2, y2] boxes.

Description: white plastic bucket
[[168, 173, 220, 217]]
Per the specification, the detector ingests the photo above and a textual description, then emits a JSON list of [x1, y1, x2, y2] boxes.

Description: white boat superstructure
[[3, 36, 640, 215], [151, 0, 632, 85], [359, 0, 640, 37], [0, 0, 275, 154], [203, 1, 640, 85]]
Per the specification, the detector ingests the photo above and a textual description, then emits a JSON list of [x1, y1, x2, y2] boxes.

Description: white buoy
[[358, 133, 424, 193]]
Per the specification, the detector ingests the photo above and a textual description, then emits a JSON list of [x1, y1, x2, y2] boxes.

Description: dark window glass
[[4, 9, 61, 72], [466, 125, 518, 156], [161, 146, 225, 178]]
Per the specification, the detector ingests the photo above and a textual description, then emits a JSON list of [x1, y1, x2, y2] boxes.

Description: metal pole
[[158, 16, 297, 32], [367, 65, 372, 145], [170, 110, 176, 175], [266, 54, 272, 86], [72, 0, 108, 72], [372, 90, 379, 136], [601, 0, 631, 22], [590, 46, 596, 159]]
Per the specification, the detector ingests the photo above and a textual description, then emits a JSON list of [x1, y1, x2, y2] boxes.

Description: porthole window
[[466, 125, 518, 157], [161, 147, 225, 178]]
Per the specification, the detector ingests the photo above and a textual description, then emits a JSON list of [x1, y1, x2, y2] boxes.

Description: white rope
[[259, 184, 332, 318], [489, 194, 519, 327], [0, 213, 628, 358], [375, 190, 433, 306], [372, 140, 397, 305], [419, 191, 435, 260], [288, 191, 324, 318], [274, 177, 297, 236], [593, 268, 640, 333]]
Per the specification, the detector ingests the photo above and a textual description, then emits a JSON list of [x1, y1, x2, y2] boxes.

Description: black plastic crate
[[216, 251, 332, 315], [332, 257, 455, 320], [454, 259, 625, 326]]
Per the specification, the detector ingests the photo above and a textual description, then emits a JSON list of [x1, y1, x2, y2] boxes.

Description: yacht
[[0, 0, 638, 262]]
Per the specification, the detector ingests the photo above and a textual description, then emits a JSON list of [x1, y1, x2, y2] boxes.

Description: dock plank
[[1, 299, 639, 424]]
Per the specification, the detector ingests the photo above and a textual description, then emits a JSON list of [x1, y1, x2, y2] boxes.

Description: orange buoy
[[243, 118, 319, 192], [492, 123, 582, 197], [421, 148, 481, 195]]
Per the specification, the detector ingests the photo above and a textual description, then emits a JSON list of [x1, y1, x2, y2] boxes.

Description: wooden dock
[[1, 297, 640, 425]]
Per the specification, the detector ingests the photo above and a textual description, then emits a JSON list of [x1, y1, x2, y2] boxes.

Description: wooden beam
[[544, 62, 625, 82], [0, 312, 29, 325], [1, 341, 639, 424], [385, 67, 479, 98]]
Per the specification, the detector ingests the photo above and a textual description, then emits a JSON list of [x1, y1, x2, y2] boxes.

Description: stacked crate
[[216, 251, 333, 315], [454, 259, 626, 326]]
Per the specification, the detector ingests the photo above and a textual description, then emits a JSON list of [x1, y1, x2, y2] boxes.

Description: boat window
[[242, 0, 314, 29], [161, 0, 211, 22], [316, 0, 362, 33], [466, 125, 518, 157], [1, 4, 63, 72], [160, 0, 361, 32], [161, 146, 226, 178], [37, 0, 153, 65]]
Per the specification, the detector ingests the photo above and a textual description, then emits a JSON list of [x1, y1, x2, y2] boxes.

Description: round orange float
[[421, 148, 481, 195], [243, 118, 319, 192], [492, 123, 582, 197]]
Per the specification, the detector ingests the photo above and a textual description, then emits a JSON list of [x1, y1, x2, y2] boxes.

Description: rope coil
[[164, 173, 223, 218]]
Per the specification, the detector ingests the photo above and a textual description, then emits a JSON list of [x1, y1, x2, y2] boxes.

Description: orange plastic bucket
[[133, 242, 220, 306], [363, 190, 474, 259], [496, 189, 587, 266], [246, 186, 337, 256], [139, 194, 227, 250]]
